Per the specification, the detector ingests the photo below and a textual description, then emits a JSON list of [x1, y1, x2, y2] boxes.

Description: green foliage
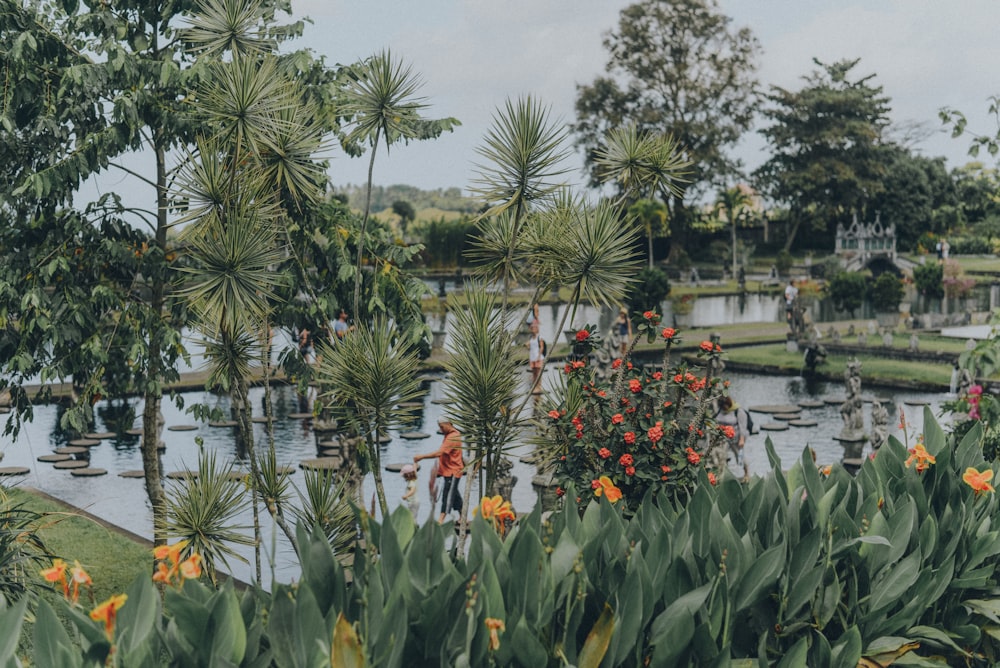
[[826, 271, 867, 316], [625, 267, 671, 315], [774, 249, 793, 276], [415, 215, 478, 268], [13, 410, 1000, 666], [342, 184, 479, 214], [951, 235, 993, 255], [913, 260, 944, 299], [0, 494, 48, 602], [869, 272, 905, 312]]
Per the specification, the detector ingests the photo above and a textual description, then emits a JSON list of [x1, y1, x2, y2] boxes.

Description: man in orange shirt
[[414, 420, 465, 523]]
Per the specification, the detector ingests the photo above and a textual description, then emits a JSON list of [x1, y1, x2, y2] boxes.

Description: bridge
[[835, 213, 916, 275]]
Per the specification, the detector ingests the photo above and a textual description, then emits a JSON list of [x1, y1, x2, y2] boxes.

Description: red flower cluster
[[575, 329, 590, 342], [629, 379, 643, 393], [699, 340, 723, 353], [648, 421, 664, 444], [623, 431, 636, 445], [661, 327, 677, 340], [686, 447, 701, 465], [618, 453, 634, 467]]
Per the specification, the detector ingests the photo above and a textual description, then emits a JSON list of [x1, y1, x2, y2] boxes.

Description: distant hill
[[340, 184, 480, 215]]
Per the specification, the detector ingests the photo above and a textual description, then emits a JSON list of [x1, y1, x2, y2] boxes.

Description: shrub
[[942, 259, 976, 299], [912, 260, 944, 299], [951, 235, 992, 255], [825, 271, 867, 317], [774, 249, 793, 276], [868, 272, 905, 312], [624, 267, 671, 316]]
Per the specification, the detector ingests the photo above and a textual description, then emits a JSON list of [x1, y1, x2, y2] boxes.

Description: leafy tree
[[574, 0, 761, 249], [869, 148, 957, 250], [825, 271, 867, 317], [715, 185, 755, 277], [754, 58, 892, 249], [627, 199, 669, 268], [913, 261, 944, 299], [625, 267, 671, 315], [391, 200, 416, 232], [869, 271, 905, 312]]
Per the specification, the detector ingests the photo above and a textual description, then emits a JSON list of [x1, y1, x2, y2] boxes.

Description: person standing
[[400, 464, 419, 519], [414, 421, 464, 523], [784, 279, 798, 322], [614, 308, 632, 357], [333, 309, 350, 342], [714, 396, 749, 481], [527, 320, 544, 393]]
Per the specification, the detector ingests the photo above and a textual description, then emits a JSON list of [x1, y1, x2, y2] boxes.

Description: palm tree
[[313, 318, 424, 516], [341, 50, 459, 321], [716, 185, 755, 278], [628, 198, 669, 269]]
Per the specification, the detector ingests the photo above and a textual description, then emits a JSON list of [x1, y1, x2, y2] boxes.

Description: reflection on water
[[0, 368, 951, 586]]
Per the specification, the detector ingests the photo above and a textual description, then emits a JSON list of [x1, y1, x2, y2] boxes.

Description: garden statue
[[870, 399, 889, 450], [803, 343, 827, 374], [847, 324, 856, 336], [838, 358, 866, 442], [909, 334, 919, 352], [882, 330, 893, 348], [832, 329, 841, 343], [858, 333, 867, 346]]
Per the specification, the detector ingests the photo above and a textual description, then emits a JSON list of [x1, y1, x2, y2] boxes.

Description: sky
[[283, 0, 1000, 196]]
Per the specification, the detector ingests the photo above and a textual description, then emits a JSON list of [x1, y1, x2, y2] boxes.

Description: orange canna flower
[[904, 444, 936, 473], [152, 562, 171, 584], [69, 561, 92, 603], [90, 594, 128, 638], [41, 558, 70, 599], [179, 554, 202, 580], [593, 476, 622, 503], [154, 539, 188, 565], [485, 617, 506, 651], [963, 467, 995, 495]]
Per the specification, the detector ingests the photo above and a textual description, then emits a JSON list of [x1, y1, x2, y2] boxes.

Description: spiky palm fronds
[[593, 123, 691, 201], [182, 0, 275, 59], [341, 50, 428, 152], [442, 284, 522, 490], [164, 450, 254, 584], [292, 470, 356, 557], [470, 96, 571, 216]]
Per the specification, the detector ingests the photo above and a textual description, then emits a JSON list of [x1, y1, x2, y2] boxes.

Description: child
[[401, 464, 419, 518]]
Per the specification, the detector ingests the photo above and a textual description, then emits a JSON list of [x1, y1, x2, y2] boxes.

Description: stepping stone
[[824, 397, 845, 405], [312, 422, 338, 433], [0, 466, 29, 476], [773, 413, 801, 421], [68, 439, 100, 447], [84, 432, 115, 440], [904, 399, 930, 406], [400, 432, 430, 440], [797, 400, 825, 409], [125, 428, 143, 436], [224, 471, 249, 481], [288, 413, 313, 419], [166, 470, 197, 480], [70, 468, 107, 477], [38, 454, 71, 463], [53, 460, 89, 469], [299, 457, 342, 471], [55, 446, 89, 456], [319, 448, 342, 458], [167, 425, 198, 432], [760, 422, 789, 431], [747, 404, 801, 414], [119, 470, 146, 478], [209, 421, 238, 428], [0, 407, 10, 414], [788, 419, 819, 427], [251, 417, 270, 424], [385, 462, 420, 473]]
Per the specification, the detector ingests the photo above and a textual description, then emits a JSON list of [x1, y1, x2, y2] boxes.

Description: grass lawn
[[5, 486, 152, 603]]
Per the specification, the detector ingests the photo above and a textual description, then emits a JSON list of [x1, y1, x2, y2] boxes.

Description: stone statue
[[858, 333, 867, 346], [909, 334, 919, 352], [882, 330, 893, 348], [870, 399, 889, 450], [838, 358, 866, 442]]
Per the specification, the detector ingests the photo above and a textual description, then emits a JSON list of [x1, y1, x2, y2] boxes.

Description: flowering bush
[[540, 320, 728, 508]]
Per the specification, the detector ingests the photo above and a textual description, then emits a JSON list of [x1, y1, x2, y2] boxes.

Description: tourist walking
[[333, 309, 350, 342], [614, 308, 632, 357], [414, 420, 465, 523], [713, 396, 750, 481], [400, 464, 419, 519]]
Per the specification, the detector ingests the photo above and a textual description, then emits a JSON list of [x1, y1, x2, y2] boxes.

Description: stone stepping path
[[788, 419, 819, 427], [38, 454, 71, 463], [124, 428, 143, 436], [904, 399, 931, 406], [167, 425, 198, 432], [0, 466, 29, 476], [68, 439, 101, 447], [84, 432, 115, 440], [288, 413, 313, 419], [119, 470, 146, 478], [299, 457, 341, 471], [399, 432, 430, 440], [166, 470, 196, 479], [251, 417, 270, 424], [385, 462, 420, 473], [312, 422, 338, 433], [797, 400, 825, 409], [55, 446, 89, 456], [773, 413, 801, 421], [824, 397, 845, 405], [747, 404, 801, 414], [760, 422, 789, 431], [209, 421, 238, 428], [70, 468, 107, 477], [319, 448, 342, 458], [53, 460, 89, 469]]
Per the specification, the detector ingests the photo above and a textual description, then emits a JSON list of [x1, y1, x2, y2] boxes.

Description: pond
[[0, 367, 953, 588]]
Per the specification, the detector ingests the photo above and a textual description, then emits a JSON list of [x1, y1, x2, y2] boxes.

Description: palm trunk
[[352, 132, 381, 320]]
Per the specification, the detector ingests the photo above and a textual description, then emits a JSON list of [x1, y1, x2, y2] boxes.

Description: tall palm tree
[[341, 50, 459, 321], [628, 198, 669, 269], [716, 185, 755, 278]]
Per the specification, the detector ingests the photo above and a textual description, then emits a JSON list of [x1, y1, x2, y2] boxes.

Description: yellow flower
[[485, 617, 506, 651], [90, 594, 127, 638], [963, 467, 995, 495]]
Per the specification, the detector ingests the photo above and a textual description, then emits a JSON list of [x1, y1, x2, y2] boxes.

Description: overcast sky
[[286, 0, 1000, 196]]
